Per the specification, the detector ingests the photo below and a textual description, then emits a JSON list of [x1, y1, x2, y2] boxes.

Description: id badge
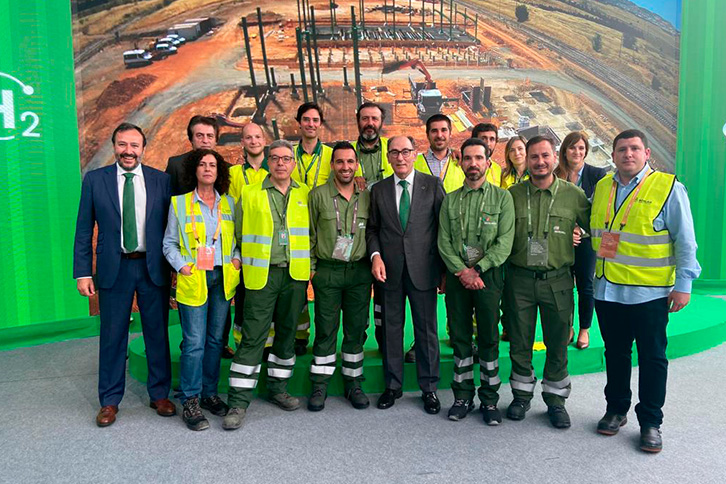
[[597, 232, 620, 259], [464, 245, 484, 267], [332, 235, 354, 262], [527, 238, 549, 267], [278, 229, 289, 246], [196, 246, 215, 271]]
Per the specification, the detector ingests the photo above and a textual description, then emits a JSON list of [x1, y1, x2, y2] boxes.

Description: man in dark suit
[[166, 115, 219, 196], [367, 135, 446, 414], [74, 123, 176, 427]]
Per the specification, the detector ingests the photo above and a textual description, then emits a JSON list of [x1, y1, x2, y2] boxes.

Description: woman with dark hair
[[554, 132, 607, 349], [163, 148, 241, 430], [501, 135, 528, 189]]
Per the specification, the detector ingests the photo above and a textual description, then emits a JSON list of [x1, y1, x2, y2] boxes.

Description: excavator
[[382, 59, 445, 119]]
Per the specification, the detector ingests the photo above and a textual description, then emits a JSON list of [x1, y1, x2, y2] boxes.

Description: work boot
[[200, 395, 229, 417], [346, 387, 370, 409], [222, 407, 246, 430], [447, 399, 475, 421], [308, 386, 327, 412], [547, 405, 571, 429], [269, 392, 301, 411], [182, 397, 209, 431], [506, 399, 531, 421], [481, 404, 503, 426]]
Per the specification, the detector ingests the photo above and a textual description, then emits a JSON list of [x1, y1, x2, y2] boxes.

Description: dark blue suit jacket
[[580, 163, 608, 198], [73, 164, 172, 289]]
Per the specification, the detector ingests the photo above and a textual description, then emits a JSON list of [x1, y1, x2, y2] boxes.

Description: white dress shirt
[[393, 170, 415, 213], [117, 162, 147, 252]]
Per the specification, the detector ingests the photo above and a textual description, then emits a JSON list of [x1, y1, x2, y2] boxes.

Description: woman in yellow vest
[[163, 149, 241, 431], [500, 135, 529, 189]]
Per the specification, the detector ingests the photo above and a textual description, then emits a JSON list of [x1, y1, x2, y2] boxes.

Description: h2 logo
[[0, 72, 40, 141]]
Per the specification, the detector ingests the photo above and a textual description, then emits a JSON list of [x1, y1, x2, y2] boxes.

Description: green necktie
[[399, 179, 410, 231], [122, 173, 138, 252]]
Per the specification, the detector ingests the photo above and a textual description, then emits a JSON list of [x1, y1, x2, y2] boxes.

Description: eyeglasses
[[387, 149, 414, 159], [269, 155, 294, 164]]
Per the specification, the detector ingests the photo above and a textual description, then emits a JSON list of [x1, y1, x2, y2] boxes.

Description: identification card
[[527, 238, 549, 267], [332, 235, 354, 262], [278, 230, 289, 246], [464, 245, 484, 267], [597, 232, 620, 259], [196, 246, 215, 271]]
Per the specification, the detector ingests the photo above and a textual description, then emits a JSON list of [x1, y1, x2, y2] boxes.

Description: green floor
[[128, 292, 726, 397]]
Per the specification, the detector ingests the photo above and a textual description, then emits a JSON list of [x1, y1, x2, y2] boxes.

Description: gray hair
[[269, 139, 294, 155]]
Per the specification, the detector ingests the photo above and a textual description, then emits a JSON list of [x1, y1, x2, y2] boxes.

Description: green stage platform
[[128, 292, 726, 397]]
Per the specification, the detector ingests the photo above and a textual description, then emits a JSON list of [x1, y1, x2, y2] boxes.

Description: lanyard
[[333, 196, 359, 236], [189, 195, 221, 245], [357, 140, 383, 180], [515, 170, 528, 184], [604, 169, 652, 231], [426, 151, 451, 181], [460, 186, 489, 239], [526, 180, 559, 239], [297, 142, 323, 187], [269, 188, 289, 228]]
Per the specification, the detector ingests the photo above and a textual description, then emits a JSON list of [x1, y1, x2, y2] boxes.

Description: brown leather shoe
[[150, 398, 177, 417], [96, 405, 118, 427], [576, 329, 590, 350]]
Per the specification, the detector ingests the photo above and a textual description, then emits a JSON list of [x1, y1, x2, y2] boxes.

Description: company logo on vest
[[0, 72, 40, 141]]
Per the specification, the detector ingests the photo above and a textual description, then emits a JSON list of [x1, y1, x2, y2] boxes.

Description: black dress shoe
[[377, 388, 403, 409], [422, 392, 441, 414], [597, 412, 628, 436], [640, 427, 663, 453], [404, 344, 416, 363]]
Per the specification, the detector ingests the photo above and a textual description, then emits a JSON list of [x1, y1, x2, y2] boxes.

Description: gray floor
[[1, 337, 724, 484]]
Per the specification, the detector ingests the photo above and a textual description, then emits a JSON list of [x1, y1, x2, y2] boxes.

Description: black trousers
[[572, 240, 596, 330], [595, 297, 669, 428]]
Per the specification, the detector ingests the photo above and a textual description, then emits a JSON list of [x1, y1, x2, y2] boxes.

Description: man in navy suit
[[74, 123, 176, 427]]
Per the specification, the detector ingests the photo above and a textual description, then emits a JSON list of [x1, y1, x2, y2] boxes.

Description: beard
[[360, 125, 379, 142], [465, 168, 484, 181]]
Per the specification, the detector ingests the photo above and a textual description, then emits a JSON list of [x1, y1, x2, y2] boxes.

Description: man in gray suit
[[367, 135, 446, 414]]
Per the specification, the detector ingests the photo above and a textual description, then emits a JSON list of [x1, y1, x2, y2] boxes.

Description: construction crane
[[382, 59, 455, 119]]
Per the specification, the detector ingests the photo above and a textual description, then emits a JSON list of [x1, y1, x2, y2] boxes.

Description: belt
[[316, 259, 367, 269], [121, 251, 146, 259], [271, 262, 289, 268], [509, 265, 570, 281]]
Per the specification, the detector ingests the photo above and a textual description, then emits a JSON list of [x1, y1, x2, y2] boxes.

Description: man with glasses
[[367, 136, 445, 414], [224, 140, 311, 430]]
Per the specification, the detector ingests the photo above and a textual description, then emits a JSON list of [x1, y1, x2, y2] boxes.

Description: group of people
[[73, 100, 700, 454]]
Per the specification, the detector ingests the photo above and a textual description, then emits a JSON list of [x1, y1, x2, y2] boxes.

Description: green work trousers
[[310, 260, 373, 390], [227, 266, 308, 408], [505, 267, 574, 407], [446, 267, 503, 405]]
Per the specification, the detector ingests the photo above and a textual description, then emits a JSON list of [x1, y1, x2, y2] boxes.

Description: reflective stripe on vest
[[590, 171, 676, 287], [240, 182, 311, 290], [171, 192, 240, 307]]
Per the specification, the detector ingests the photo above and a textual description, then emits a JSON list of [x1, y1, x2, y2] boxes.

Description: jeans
[[177, 267, 231, 403]]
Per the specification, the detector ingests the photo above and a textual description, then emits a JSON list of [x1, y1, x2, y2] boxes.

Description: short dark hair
[[425, 113, 451, 133], [183, 149, 230, 195], [331, 141, 358, 162], [112, 122, 146, 147], [613, 129, 649, 150], [460, 137, 488, 158], [356, 102, 386, 123], [186, 115, 219, 142], [471, 122, 498, 141], [296, 102, 325, 124], [526, 135, 556, 154]]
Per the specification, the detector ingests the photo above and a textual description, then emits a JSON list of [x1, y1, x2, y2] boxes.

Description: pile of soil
[[95, 74, 157, 110]]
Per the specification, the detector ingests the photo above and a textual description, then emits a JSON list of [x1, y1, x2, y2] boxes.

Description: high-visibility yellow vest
[[352, 137, 393, 180], [229, 162, 269, 201], [240, 181, 311, 290], [590, 171, 676, 287], [292, 141, 332, 189], [415, 153, 501, 193], [501, 170, 529, 189], [171, 192, 240, 306]]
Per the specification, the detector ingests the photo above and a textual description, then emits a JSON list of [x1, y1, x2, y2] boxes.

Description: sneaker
[[506, 399, 531, 421], [200, 395, 229, 417], [182, 397, 209, 431], [269, 392, 301, 411], [481, 404, 502, 426], [308, 386, 327, 412], [222, 407, 246, 430], [448, 399, 475, 421], [547, 405, 571, 429], [346, 387, 370, 410]]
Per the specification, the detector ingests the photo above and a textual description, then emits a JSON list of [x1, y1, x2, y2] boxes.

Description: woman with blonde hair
[[501, 135, 528, 189]]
